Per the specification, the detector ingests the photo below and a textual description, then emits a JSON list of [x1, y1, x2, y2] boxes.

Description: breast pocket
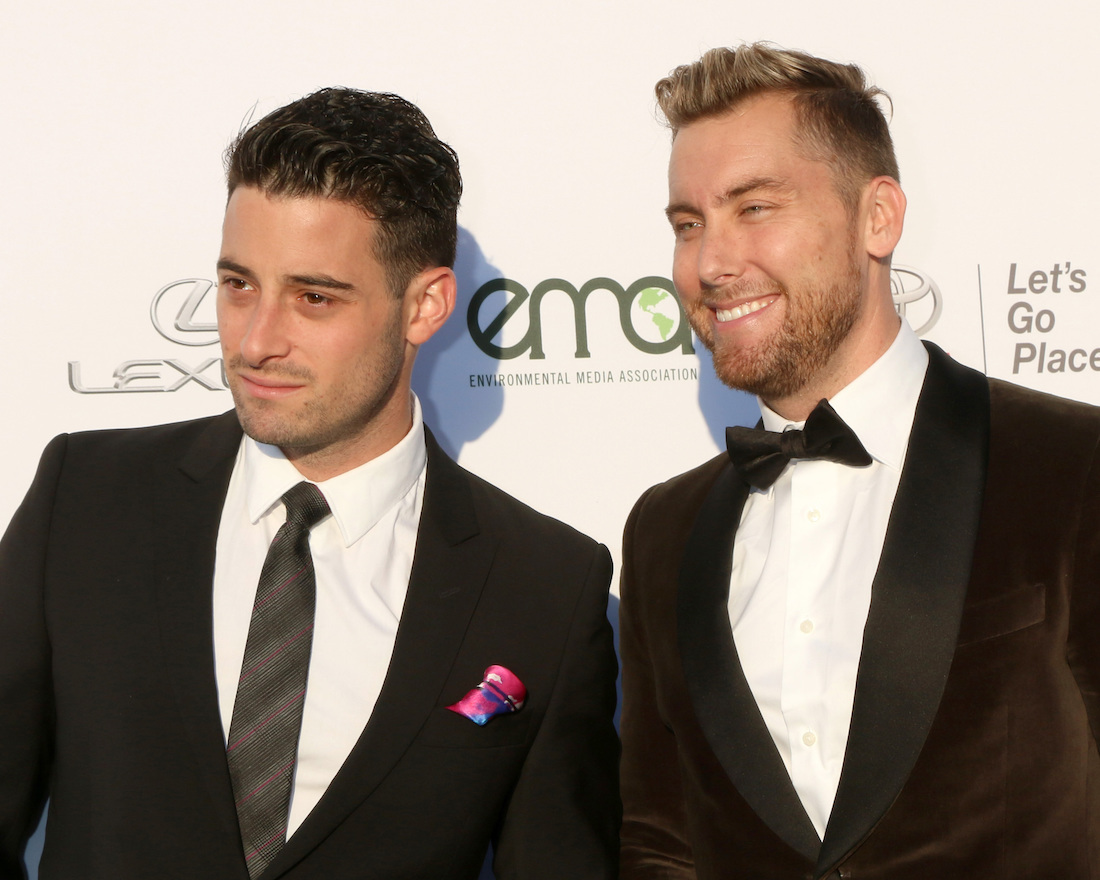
[[414, 704, 535, 750], [955, 582, 1046, 647]]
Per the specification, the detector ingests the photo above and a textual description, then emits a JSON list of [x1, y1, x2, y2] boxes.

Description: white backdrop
[[2, 0, 1098, 873]]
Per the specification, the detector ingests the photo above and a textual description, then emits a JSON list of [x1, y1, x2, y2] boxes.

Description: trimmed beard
[[693, 241, 863, 401]]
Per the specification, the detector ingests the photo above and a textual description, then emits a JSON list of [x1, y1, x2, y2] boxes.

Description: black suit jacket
[[0, 412, 620, 879], [619, 344, 1100, 879]]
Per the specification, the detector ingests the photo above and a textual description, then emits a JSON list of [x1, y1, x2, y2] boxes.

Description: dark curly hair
[[226, 88, 462, 296]]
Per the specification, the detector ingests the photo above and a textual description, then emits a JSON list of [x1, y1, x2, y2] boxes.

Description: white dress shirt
[[729, 320, 928, 839], [213, 395, 427, 835]]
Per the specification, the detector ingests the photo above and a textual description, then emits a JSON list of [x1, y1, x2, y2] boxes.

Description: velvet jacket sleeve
[[619, 485, 696, 878]]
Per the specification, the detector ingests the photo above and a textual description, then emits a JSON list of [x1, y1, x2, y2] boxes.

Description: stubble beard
[[226, 311, 407, 461]]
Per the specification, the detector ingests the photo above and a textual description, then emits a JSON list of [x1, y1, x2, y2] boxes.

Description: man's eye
[[302, 292, 330, 305]]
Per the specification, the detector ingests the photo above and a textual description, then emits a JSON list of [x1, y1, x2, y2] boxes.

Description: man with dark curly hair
[[0, 89, 619, 880]]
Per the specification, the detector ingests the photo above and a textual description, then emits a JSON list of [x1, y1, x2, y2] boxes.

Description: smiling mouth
[[714, 297, 773, 322]]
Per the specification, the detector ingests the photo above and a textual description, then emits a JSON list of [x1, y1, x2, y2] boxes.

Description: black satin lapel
[[154, 412, 244, 839], [273, 429, 494, 873], [678, 462, 822, 862], [818, 344, 990, 873]]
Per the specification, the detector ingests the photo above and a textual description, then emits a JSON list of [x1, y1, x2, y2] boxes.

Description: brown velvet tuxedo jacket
[[0, 413, 620, 880], [619, 343, 1100, 879]]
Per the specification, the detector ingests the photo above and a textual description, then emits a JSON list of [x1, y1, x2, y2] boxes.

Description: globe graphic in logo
[[630, 286, 682, 344]]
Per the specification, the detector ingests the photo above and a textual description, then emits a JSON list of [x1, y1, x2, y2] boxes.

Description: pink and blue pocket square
[[447, 665, 526, 726]]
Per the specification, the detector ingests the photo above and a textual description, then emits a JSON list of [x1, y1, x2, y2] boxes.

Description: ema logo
[[467, 276, 694, 360], [890, 265, 941, 335], [467, 268, 941, 362]]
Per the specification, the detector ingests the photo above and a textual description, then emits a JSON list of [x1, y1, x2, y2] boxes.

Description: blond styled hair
[[656, 43, 898, 208]]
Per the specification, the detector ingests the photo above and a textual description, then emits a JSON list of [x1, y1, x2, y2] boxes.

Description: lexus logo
[[150, 279, 219, 346]]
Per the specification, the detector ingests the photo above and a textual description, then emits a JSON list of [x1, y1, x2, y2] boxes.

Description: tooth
[[716, 300, 764, 322]]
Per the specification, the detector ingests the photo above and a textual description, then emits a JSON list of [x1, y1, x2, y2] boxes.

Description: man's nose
[[239, 296, 292, 366], [697, 223, 747, 287]]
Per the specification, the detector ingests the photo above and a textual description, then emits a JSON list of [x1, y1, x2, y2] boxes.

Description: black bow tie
[[725, 399, 872, 490]]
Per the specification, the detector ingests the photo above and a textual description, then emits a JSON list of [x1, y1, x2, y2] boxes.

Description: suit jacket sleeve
[[619, 486, 696, 878], [491, 541, 621, 879], [0, 436, 67, 878], [1069, 426, 1100, 746]]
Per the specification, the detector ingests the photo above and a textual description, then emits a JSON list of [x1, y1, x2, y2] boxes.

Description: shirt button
[[807, 508, 821, 523], [800, 619, 814, 634], [802, 731, 817, 747]]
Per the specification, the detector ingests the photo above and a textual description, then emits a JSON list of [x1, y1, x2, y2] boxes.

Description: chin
[[236, 407, 290, 448]]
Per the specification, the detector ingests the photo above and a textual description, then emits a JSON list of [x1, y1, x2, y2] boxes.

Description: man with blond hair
[[619, 43, 1100, 879]]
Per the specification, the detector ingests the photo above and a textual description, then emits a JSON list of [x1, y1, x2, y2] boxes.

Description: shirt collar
[[759, 319, 928, 471], [242, 394, 427, 547]]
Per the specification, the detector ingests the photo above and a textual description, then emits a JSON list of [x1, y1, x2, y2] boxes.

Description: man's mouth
[[714, 297, 773, 322], [236, 372, 307, 399]]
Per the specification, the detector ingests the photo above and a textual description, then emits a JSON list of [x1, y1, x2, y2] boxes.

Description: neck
[[764, 311, 902, 422], [282, 391, 415, 482]]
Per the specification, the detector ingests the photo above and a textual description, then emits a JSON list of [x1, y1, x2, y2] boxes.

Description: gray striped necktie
[[226, 481, 330, 879]]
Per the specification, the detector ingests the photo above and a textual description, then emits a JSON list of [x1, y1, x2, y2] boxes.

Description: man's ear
[[862, 176, 906, 260], [405, 266, 456, 346]]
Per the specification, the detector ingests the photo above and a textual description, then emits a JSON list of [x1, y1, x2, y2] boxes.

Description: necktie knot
[[281, 482, 330, 532], [725, 399, 872, 490]]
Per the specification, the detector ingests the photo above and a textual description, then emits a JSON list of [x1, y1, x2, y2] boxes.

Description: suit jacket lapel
[[678, 461, 822, 862], [817, 343, 990, 873], [154, 411, 246, 843], [272, 427, 497, 874]]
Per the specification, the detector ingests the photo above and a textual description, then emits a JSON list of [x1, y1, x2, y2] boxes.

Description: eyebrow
[[284, 273, 355, 291], [665, 176, 788, 222], [216, 258, 356, 291], [216, 258, 252, 277]]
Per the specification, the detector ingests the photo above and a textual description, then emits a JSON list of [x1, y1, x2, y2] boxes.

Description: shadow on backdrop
[[25, 814, 43, 878], [414, 226, 506, 460], [696, 342, 760, 443], [609, 594, 622, 729]]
